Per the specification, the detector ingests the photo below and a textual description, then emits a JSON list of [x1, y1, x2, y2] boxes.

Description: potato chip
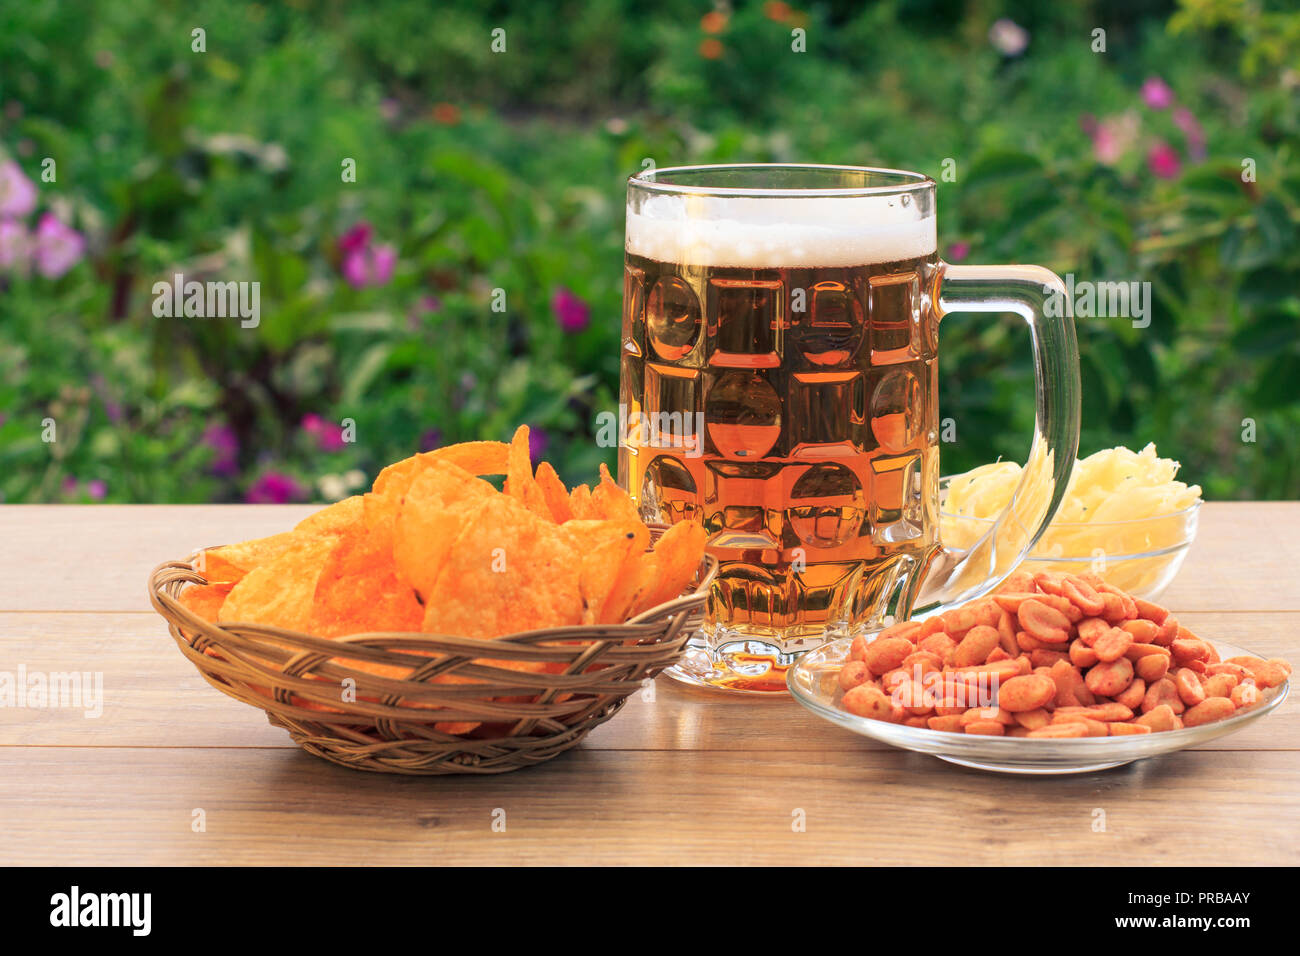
[[310, 523, 423, 638], [534, 461, 574, 523], [219, 535, 340, 632], [569, 483, 597, 519], [592, 463, 642, 525], [372, 440, 510, 498], [561, 519, 649, 624], [295, 495, 364, 535], [420, 495, 585, 638], [177, 582, 232, 623], [631, 521, 708, 618], [505, 425, 553, 521], [392, 461, 497, 599], [199, 530, 305, 585]]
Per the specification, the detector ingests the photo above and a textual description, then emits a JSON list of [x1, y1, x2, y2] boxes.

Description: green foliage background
[[1, 0, 1297, 503]]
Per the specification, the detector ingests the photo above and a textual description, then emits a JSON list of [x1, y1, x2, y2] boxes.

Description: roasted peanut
[[1085, 657, 1134, 698], [951, 624, 1001, 668], [864, 636, 914, 675], [1174, 667, 1207, 707], [838, 660, 871, 690], [1183, 696, 1236, 727], [1094, 627, 1134, 663], [997, 674, 1057, 712], [1018, 599, 1072, 643]]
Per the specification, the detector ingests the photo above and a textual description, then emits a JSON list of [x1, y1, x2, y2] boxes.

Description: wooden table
[[2, 502, 1297, 866]]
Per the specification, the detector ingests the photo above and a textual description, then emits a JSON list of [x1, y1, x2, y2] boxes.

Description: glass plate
[[788, 636, 1289, 774]]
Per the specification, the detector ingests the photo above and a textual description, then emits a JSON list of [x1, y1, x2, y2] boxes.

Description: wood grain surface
[[1, 502, 1297, 865]]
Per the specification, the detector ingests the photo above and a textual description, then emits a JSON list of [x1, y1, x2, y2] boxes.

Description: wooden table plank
[[1, 747, 1296, 866], [1, 611, 1294, 750], [2, 501, 1298, 613]]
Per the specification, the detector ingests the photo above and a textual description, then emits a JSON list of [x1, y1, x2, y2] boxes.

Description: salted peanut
[[1125, 642, 1169, 662], [1202, 674, 1239, 699], [838, 660, 872, 690], [1099, 593, 1130, 624], [918, 633, 957, 663], [1134, 704, 1179, 732], [1097, 582, 1138, 619], [1085, 657, 1134, 697], [1016, 630, 1045, 652], [1207, 661, 1251, 679], [1085, 702, 1134, 722], [1007, 726, 1033, 737], [848, 635, 871, 663], [877, 619, 924, 643], [943, 605, 979, 639], [1037, 593, 1085, 624], [1240, 659, 1290, 689], [1174, 667, 1207, 707], [895, 678, 935, 716], [901, 651, 944, 675], [1121, 619, 1160, 644], [1154, 613, 1179, 646], [997, 674, 1056, 712], [1142, 677, 1185, 715], [1095, 627, 1134, 663], [1061, 575, 1106, 616], [987, 646, 1013, 664], [864, 637, 914, 675], [1231, 681, 1261, 708], [996, 609, 1018, 655], [1133, 598, 1169, 624], [993, 592, 1041, 613], [917, 615, 948, 639], [960, 706, 1005, 727], [997, 570, 1038, 594], [951, 624, 1001, 667], [1030, 648, 1070, 669], [1135, 652, 1171, 683], [1115, 677, 1147, 711], [927, 714, 965, 732], [903, 715, 930, 728], [1183, 696, 1236, 727], [965, 719, 1006, 736], [1077, 617, 1111, 646], [1014, 707, 1051, 730], [1019, 599, 1072, 643], [951, 659, 1025, 683], [1069, 638, 1100, 669], [1109, 722, 1152, 736], [970, 599, 1001, 628], [1171, 638, 1211, 666], [1028, 723, 1089, 739], [1051, 713, 1110, 736], [1033, 571, 1067, 595], [1268, 658, 1294, 677], [842, 684, 902, 722], [1050, 659, 1094, 707]]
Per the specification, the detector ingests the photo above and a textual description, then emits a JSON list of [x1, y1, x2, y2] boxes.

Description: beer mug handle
[[912, 264, 1081, 617]]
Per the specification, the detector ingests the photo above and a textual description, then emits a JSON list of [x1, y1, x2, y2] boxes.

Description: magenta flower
[[1141, 77, 1175, 110], [1147, 141, 1182, 179], [301, 413, 346, 452], [946, 241, 970, 263], [0, 219, 28, 270], [338, 222, 373, 255], [552, 287, 590, 333], [202, 423, 240, 477], [32, 213, 85, 278], [1173, 107, 1207, 161], [62, 477, 79, 496], [246, 471, 305, 504], [342, 242, 396, 288], [0, 160, 37, 218], [87, 479, 107, 500], [528, 426, 548, 463]]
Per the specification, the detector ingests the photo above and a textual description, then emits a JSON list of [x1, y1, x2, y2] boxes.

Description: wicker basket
[[150, 531, 717, 775]]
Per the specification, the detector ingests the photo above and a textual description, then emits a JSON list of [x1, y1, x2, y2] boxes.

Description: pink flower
[[301, 413, 346, 451], [32, 213, 85, 278], [1090, 112, 1140, 165], [202, 423, 240, 477], [1141, 77, 1175, 110], [87, 479, 107, 500], [1147, 141, 1182, 179], [1173, 107, 1207, 161], [342, 242, 396, 288], [551, 287, 590, 333], [246, 471, 306, 504], [0, 219, 28, 270], [946, 241, 970, 263], [0, 160, 37, 218], [338, 222, 373, 255]]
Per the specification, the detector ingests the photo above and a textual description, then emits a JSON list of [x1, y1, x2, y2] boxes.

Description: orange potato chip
[[310, 524, 423, 638], [561, 520, 650, 624], [505, 425, 552, 521], [219, 535, 340, 632], [295, 495, 365, 535], [631, 521, 708, 618], [392, 461, 497, 600], [177, 582, 232, 623], [592, 463, 642, 525], [199, 530, 304, 585], [371, 440, 510, 498], [420, 495, 585, 638], [534, 461, 574, 523], [568, 483, 597, 520]]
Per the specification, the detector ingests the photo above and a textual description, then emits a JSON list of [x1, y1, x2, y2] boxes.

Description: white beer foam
[[626, 194, 936, 268]]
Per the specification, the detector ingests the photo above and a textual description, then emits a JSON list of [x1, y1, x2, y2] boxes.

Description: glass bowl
[[788, 635, 1288, 774], [939, 479, 1200, 601]]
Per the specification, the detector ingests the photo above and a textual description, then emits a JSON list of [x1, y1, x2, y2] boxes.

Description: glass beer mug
[[618, 165, 1080, 693]]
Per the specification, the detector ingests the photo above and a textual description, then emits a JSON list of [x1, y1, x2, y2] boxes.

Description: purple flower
[[338, 222, 373, 256], [0, 160, 37, 218], [301, 413, 346, 452], [988, 19, 1028, 57], [1141, 77, 1175, 110], [0, 219, 28, 270], [202, 423, 240, 477], [420, 427, 443, 452], [342, 242, 396, 288], [87, 479, 107, 500], [1172, 107, 1207, 161], [409, 294, 443, 329], [552, 287, 590, 333], [946, 241, 970, 263], [528, 426, 548, 463], [1147, 141, 1182, 179], [32, 213, 85, 278], [62, 477, 79, 496], [246, 471, 305, 504]]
